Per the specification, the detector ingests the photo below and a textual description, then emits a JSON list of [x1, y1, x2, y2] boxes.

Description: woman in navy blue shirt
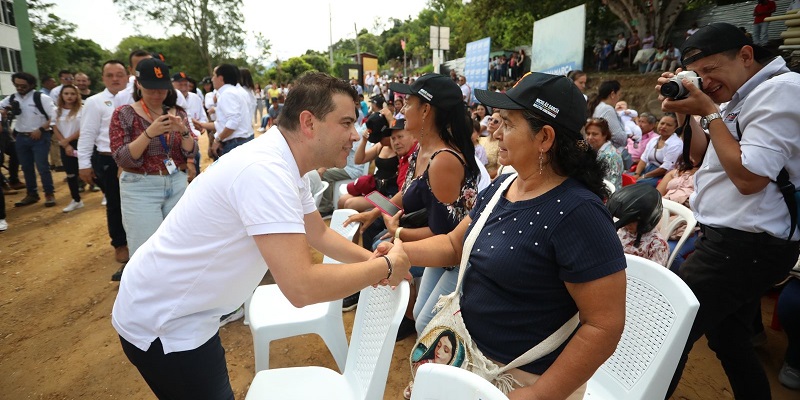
[[387, 73, 627, 399]]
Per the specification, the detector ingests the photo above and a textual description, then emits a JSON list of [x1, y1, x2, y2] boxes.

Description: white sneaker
[[0, 219, 7, 231], [101, 196, 107, 206], [62, 200, 84, 213], [219, 305, 245, 327], [257, 127, 266, 133]]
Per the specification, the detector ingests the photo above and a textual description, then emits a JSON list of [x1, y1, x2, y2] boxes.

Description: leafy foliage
[[112, 0, 247, 75]]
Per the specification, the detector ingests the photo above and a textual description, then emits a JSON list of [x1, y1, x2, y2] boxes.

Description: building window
[[1, 0, 14, 26], [11, 49, 21, 72], [0, 48, 9, 72]]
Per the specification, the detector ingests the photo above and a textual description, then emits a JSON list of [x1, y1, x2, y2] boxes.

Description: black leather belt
[[700, 225, 789, 246]]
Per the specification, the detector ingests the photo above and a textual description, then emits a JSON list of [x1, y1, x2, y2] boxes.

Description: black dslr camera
[[5, 98, 22, 116]]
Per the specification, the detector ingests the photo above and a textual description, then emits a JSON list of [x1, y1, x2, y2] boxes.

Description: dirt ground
[[0, 133, 797, 400]]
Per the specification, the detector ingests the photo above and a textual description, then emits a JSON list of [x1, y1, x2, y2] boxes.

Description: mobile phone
[[365, 191, 401, 216]]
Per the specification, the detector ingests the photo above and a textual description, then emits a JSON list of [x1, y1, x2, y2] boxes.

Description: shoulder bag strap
[[452, 173, 581, 371], [33, 91, 50, 121]]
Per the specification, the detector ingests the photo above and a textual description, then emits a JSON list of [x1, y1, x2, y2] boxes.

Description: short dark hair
[[58, 69, 73, 77], [215, 64, 240, 86], [102, 60, 127, 73], [239, 68, 255, 90], [41, 75, 54, 83], [278, 72, 358, 132], [128, 49, 151, 67], [11, 72, 36, 86]]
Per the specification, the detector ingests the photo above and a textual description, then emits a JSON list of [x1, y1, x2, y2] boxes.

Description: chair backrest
[[313, 181, 329, 208], [322, 209, 360, 264], [410, 364, 508, 400], [604, 179, 616, 195], [621, 174, 636, 187], [344, 281, 410, 399], [585, 255, 699, 400], [658, 199, 697, 268]]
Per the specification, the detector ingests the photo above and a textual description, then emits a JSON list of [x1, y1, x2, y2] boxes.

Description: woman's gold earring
[[539, 149, 544, 175]]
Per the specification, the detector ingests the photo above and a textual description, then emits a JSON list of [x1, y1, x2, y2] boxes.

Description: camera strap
[[9, 92, 50, 121], [680, 114, 693, 167]]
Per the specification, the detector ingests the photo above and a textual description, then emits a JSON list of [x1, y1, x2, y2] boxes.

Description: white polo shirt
[[112, 126, 316, 353], [691, 57, 800, 240], [214, 83, 253, 140], [78, 89, 117, 168], [204, 90, 217, 121]]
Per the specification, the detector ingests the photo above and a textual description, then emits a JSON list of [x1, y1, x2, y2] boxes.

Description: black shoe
[[111, 265, 125, 281], [395, 317, 416, 342], [15, 193, 40, 207], [9, 181, 25, 190], [44, 194, 56, 207], [54, 165, 65, 172], [342, 292, 359, 312]]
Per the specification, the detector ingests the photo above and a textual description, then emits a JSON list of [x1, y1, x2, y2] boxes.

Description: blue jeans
[[220, 135, 254, 156], [667, 231, 697, 273], [635, 163, 661, 187], [15, 131, 54, 195], [119, 170, 188, 256], [753, 22, 770, 46], [120, 333, 234, 400], [413, 266, 459, 335]]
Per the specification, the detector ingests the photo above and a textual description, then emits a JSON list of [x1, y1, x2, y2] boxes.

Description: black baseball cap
[[201, 76, 212, 85], [365, 113, 389, 143], [475, 72, 587, 137], [389, 118, 406, 131], [171, 72, 188, 82], [681, 22, 774, 67], [389, 73, 463, 110], [135, 58, 173, 90]]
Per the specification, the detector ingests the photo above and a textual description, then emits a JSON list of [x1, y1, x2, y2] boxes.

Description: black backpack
[[9, 91, 50, 121]]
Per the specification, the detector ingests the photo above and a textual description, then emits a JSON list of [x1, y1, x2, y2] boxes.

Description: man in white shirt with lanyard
[[658, 23, 800, 399], [78, 60, 131, 277], [193, 64, 253, 158], [112, 72, 410, 399], [0, 72, 55, 207]]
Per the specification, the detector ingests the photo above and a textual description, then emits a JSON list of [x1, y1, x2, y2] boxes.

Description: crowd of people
[[1, 16, 799, 399]]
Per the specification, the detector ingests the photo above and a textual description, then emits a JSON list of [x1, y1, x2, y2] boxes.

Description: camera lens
[[660, 82, 681, 99]]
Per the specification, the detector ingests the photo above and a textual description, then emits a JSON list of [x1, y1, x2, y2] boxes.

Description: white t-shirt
[[183, 92, 207, 136], [55, 108, 83, 141], [214, 84, 253, 140], [112, 126, 316, 353]]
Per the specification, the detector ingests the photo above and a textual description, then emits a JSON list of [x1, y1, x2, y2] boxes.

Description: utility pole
[[328, 3, 333, 67]]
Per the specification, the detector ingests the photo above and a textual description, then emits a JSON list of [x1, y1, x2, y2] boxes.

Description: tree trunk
[[605, 0, 690, 45]]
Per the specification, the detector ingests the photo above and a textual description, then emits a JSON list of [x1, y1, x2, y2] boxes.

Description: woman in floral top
[[110, 58, 197, 259], [584, 118, 623, 190], [346, 73, 478, 336]]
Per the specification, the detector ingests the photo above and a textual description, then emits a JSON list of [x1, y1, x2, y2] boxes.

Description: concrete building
[[0, 0, 37, 97]]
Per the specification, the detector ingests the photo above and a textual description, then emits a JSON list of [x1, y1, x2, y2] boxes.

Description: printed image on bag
[[410, 327, 469, 373]]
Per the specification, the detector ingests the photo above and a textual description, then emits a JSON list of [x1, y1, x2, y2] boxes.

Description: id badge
[[163, 158, 178, 174]]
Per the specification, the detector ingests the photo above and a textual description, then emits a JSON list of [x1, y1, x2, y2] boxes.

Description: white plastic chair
[[245, 209, 360, 372], [314, 181, 329, 208], [657, 199, 697, 268], [584, 254, 699, 400], [245, 281, 410, 400], [410, 364, 508, 400], [333, 162, 371, 210]]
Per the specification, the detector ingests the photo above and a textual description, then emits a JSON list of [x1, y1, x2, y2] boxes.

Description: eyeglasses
[[62, 77, 74, 81], [488, 118, 500, 124]]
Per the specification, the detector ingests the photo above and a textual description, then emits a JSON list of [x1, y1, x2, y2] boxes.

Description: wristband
[[181, 131, 191, 138], [144, 130, 153, 139], [381, 255, 393, 280], [394, 227, 403, 240]]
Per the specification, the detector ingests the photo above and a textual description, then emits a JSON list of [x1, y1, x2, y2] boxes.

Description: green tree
[[28, 0, 109, 91], [301, 55, 330, 74], [603, 0, 693, 45], [112, 0, 246, 75]]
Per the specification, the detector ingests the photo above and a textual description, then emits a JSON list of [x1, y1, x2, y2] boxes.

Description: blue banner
[[464, 37, 491, 104]]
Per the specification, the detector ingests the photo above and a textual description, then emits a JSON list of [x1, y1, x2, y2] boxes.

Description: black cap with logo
[[475, 72, 587, 137], [171, 72, 188, 82], [136, 58, 173, 90], [389, 73, 463, 110], [681, 22, 774, 67]]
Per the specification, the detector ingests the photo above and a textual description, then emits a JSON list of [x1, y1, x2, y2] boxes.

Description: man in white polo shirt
[[112, 72, 411, 399]]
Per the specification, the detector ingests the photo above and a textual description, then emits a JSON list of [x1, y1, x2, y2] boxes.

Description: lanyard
[[140, 100, 171, 154]]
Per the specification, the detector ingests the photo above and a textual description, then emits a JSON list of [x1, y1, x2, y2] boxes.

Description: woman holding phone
[[345, 73, 479, 335]]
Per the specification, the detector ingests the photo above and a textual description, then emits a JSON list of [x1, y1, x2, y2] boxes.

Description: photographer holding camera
[[0, 72, 56, 207], [657, 23, 800, 399]]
